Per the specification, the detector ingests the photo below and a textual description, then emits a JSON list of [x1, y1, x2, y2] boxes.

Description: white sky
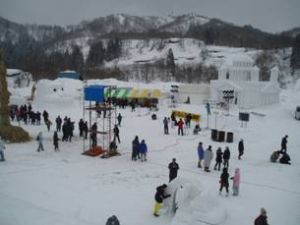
[[0, 0, 299, 33]]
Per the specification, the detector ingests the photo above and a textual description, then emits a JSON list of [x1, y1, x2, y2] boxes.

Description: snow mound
[[35, 78, 83, 106], [164, 178, 227, 225]]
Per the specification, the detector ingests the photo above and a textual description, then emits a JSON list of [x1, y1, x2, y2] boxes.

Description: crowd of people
[[2, 103, 293, 225]]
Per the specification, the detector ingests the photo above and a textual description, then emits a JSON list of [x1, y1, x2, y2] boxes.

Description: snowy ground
[[1, 79, 300, 225]]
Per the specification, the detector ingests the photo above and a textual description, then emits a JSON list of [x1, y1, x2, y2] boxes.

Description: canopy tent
[[128, 89, 140, 98], [150, 89, 162, 99], [116, 88, 131, 99], [138, 89, 150, 99]]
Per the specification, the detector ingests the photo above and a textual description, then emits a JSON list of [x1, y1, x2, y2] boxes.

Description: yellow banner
[[171, 110, 201, 122]]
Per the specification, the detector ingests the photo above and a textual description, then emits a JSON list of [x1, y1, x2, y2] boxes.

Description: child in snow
[[132, 136, 139, 161], [219, 167, 230, 196], [214, 147, 223, 171], [36, 131, 44, 152], [139, 139, 148, 162], [53, 131, 59, 151], [204, 145, 213, 172], [153, 184, 171, 217], [254, 208, 269, 225], [197, 142, 204, 168], [231, 168, 240, 196]]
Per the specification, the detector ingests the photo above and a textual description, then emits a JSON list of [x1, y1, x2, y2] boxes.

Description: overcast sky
[[0, 0, 299, 33]]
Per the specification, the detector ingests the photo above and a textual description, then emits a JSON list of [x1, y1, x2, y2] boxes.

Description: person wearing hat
[[281, 135, 288, 153], [0, 137, 6, 161], [254, 208, 269, 225], [153, 184, 170, 217]]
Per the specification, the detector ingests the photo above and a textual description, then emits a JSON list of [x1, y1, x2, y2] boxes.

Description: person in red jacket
[[177, 118, 184, 136]]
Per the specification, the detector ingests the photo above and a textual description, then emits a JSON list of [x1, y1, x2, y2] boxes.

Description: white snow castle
[[210, 54, 280, 108]]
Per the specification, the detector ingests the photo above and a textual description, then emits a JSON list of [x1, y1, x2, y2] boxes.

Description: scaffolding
[[82, 85, 117, 157]]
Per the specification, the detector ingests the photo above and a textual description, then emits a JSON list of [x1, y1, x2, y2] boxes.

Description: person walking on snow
[[163, 117, 169, 135], [177, 118, 184, 136], [46, 119, 52, 132], [197, 142, 204, 168], [113, 125, 120, 143], [204, 145, 213, 172], [223, 147, 231, 168], [0, 137, 6, 161], [53, 131, 59, 151], [36, 131, 44, 152], [153, 184, 171, 217], [55, 115, 62, 132], [281, 135, 288, 153], [219, 167, 230, 196], [214, 147, 223, 171], [117, 113, 122, 126], [139, 139, 148, 162], [231, 168, 240, 196], [254, 208, 269, 225], [238, 139, 244, 160], [132, 136, 139, 161], [168, 158, 179, 182]]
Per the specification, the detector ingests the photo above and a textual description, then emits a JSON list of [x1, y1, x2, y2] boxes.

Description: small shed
[[58, 70, 82, 80]]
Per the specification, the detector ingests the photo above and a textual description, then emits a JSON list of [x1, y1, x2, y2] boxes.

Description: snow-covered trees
[[290, 34, 300, 74]]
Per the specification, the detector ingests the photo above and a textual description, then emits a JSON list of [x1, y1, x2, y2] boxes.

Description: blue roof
[[84, 85, 106, 102]]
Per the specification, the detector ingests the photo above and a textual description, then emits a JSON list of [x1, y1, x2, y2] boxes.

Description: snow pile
[[34, 78, 83, 106], [294, 78, 300, 92], [164, 178, 227, 225]]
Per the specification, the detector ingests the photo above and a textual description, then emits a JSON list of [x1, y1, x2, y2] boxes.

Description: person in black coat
[[132, 136, 139, 161], [254, 208, 269, 225], [117, 113, 122, 126], [223, 147, 231, 168], [78, 119, 84, 137], [279, 152, 291, 165], [281, 135, 288, 153], [113, 125, 120, 143], [53, 131, 59, 151], [219, 167, 229, 196], [42, 110, 49, 124], [55, 116, 62, 132], [214, 147, 223, 171], [238, 139, 244, 160], [168, 158, 179, 182]]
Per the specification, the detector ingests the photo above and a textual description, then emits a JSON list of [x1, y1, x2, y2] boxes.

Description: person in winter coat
[[214, 147, 223, 171], [42, 110, 49, 124], [36, 131, 44, 152], [270, 151, 281, 163], [113, 125, 120, 143], [204, 145, 213, 172], [197, 142, 204, 168], [83, 121, 88, 139], [55, 116, 62, 132], [223, 147, 231, 168], [153, 184, 171, 217], [132, 136, 139, 161], [0, 137, 6, 161], [168, 158, 179, 182], [78, 119, 84, 137], [281, 135, 288, 153], [279, 152, 291, 165], [90, 122, 98, 147], [117, 113, 122, 126], [254, 208, 269, 225], [139, 139, 148, 162], [238, 139, 244, 160], [105, 215, 120, 225], [46, 119, 52, 132], [163, 117, 169, 135], [177, 118, 184, 136], [231, 168, 240, 196], [219, 167, 230, 196], [53, 131, 59, 151]]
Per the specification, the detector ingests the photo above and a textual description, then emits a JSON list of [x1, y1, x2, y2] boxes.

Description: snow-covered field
[[1, 79, 300, 225]]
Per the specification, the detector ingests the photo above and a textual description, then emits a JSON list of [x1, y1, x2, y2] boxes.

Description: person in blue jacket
[[197, 142, 204, 168], [139, 139, 148, 162]]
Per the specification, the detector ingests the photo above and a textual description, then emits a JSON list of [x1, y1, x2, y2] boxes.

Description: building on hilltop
[[210, 54, 280, 108]]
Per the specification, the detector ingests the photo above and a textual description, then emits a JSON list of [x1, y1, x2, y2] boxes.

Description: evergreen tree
[[166, 48, 175, 81], [87, 40, 105, 67], [70, 45, 84, 72], [105, 38, 122, 62], [290, 34, 300, 74]]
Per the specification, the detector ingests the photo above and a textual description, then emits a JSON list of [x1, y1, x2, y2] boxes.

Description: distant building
[[58, 70, 82, 80], [210, 54, 280, 108]]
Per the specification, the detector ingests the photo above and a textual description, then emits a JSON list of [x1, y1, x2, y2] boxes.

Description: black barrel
[[226, 132, 234, 143], [211, 129, 218, 141], [218, 131, 225, 142]]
